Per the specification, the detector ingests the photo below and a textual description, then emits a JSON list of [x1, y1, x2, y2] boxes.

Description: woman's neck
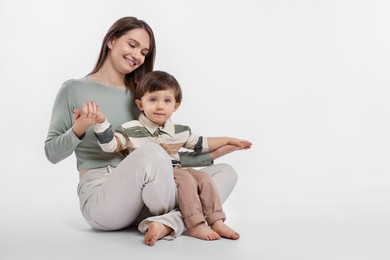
[[90, 65, 126, 89]]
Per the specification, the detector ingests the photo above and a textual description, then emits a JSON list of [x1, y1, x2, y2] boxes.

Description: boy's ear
[[174, 103, 181, 112], [135, 99, 143, 110]]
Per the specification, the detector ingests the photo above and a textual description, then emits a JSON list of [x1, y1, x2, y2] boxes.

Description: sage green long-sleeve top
[[44, 77, 212, 171]]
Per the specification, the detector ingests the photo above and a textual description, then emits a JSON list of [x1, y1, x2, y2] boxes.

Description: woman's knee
[[137, 143, 169, 163], [117, 143, 173, 183], [127, 143, 171, 171], [214, 163, 238, 184], [225, 163, 238, 184]]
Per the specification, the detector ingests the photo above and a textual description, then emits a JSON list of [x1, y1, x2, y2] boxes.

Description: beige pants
[[174, 168, 226, 229], [77, 143, 238, 240]]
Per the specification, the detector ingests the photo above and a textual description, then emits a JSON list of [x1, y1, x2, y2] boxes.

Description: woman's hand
[[72, 101, 105, 139]]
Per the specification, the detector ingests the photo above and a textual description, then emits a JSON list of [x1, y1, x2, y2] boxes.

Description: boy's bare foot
[[188, 223, 221, 240], [211, 220, 240, 240], [144, 221, 173, 246]]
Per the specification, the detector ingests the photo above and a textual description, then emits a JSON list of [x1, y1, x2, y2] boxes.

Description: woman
[[44, 16, 240, 246]]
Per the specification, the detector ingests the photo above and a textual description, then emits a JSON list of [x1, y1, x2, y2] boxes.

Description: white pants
[[77, 143, 238, 239]]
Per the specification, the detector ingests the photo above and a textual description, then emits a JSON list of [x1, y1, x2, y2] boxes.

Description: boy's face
[[135, 89, 180, 126]]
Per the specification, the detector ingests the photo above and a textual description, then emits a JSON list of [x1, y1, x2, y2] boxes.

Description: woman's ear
[[107, 38, 115, 49], [135, 99, 143, 110]]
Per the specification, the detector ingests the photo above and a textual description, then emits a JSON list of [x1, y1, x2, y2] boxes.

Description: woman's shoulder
[[61, 77, 90, 89], [53, 77, 99, 101], [61, 77, 128, 95], [59, 77, 106, 96]]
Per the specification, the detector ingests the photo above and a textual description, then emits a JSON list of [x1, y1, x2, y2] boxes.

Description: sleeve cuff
[[179, 151, 213, 167], [94, 118, 110, 133]]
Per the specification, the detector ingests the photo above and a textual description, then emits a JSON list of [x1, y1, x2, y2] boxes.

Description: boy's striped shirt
[[94, 113, 209, 166]]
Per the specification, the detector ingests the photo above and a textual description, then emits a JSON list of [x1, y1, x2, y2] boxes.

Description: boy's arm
[[179, 137, 252, 166], [93, 118, 127, 153], [180, 137, 252, 166], [208, 137, 252, 152], [179, 151, 214, 167], [207, 137, 252, 160], [179, 132, 213, 167]]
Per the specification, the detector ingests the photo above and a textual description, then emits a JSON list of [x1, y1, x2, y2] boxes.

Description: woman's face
[[108, 28, 151, 75]]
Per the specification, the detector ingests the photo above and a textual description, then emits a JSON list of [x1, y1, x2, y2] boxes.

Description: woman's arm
[[44, 84, 82, 164]]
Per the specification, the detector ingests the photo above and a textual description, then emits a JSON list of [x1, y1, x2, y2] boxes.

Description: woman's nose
[[130, 51, 142, 64]]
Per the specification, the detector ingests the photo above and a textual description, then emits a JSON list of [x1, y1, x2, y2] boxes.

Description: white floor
[[1, 164, 388, 260]]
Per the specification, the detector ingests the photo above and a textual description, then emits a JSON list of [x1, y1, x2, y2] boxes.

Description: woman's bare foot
[[144, 221, 173, 246], [211, 220, 240, 240], [188, 223, 221, 240]]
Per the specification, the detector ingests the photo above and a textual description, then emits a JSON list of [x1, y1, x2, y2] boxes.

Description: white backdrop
[[1, 0, 389, 258]]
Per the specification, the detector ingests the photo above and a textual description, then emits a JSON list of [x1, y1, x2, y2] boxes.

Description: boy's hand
[[211, 139, 252, 160], [228, 138, 252, 150], [72, 101, 104, 138], [96, 110, 106, 124]]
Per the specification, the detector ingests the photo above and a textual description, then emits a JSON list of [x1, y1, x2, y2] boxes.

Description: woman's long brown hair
[[88, 17, 156, 92]]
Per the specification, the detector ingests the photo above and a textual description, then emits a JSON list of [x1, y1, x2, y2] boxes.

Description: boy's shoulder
[[120, 119, 143, 129], [173, 123, 192, 134]]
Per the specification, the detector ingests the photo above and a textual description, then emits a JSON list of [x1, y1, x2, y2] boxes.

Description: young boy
[[93, 71, 252, 241]]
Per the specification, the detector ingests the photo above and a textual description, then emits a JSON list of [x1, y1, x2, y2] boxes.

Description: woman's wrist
[[72, 125, 86, 139]]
